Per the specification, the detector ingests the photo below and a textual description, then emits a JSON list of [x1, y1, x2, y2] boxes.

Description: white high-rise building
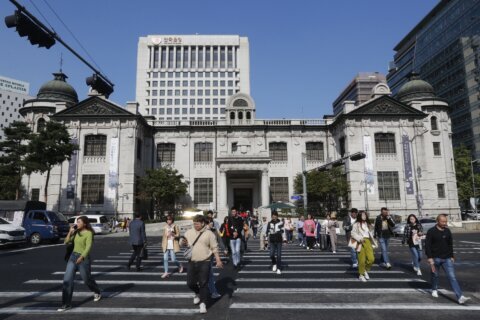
[[0, 75, 33, 141], [136, 35, 250, 120]]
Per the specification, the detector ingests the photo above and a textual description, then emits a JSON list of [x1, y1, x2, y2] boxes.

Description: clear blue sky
[[1, 0, 439, 119]]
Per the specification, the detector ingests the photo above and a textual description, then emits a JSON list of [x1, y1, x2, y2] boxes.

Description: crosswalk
[[227, 238, 479, 317], [0, 236, 478, 318]]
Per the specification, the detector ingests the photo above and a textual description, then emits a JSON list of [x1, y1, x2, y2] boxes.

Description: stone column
[[219, 168, 228, 219], [261, 169, 269, 207]]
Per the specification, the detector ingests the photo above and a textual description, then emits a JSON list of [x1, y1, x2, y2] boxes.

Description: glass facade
[[387, 0, 480, 157]]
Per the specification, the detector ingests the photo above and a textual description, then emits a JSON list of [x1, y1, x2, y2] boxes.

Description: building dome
[[396, 72, 436, 103], [37, 72, 78, 105]]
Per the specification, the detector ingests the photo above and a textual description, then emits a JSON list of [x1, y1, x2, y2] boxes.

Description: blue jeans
[[297, 231, 305, 245], [378, 237, 391, 264], [163, 249, 181, 273], [230, 238, 242, 266], [208, 257, 219, 295], [270, 241, 282, 268], [431, 258, 463, 299], [349, 246, 358, 265], [409, 246, 421, 269], [62, 252, 100, 306]]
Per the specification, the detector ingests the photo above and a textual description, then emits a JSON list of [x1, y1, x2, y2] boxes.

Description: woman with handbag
[[351, 211, 376, 282], [327, 212, 339, 253], [161, 215, 183, 278], [402, 214, 424, 276], [58, 216, 101, 312]]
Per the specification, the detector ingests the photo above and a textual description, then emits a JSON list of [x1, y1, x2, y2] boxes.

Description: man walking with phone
[[426, 214, 470, 304]]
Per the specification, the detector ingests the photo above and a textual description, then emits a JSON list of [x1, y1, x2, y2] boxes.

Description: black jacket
[[374, 215, 395, 238], [266, 219, 284, 243], [227, 215, 244, 239]]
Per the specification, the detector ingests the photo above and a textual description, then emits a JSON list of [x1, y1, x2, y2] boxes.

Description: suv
[[0, 217, 26, 246], [68, 215, 110, 234]]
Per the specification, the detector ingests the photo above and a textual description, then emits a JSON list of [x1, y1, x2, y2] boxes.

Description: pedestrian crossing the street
[[0, 236, 478, 318]]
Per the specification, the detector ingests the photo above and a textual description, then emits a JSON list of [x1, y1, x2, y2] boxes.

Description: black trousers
[[128, 244, 143, 269], [187, 260, 211, 304], [306, 236, 315, 249]]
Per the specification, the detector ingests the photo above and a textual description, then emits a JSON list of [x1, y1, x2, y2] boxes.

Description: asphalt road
[[0, 231, 479, 320]]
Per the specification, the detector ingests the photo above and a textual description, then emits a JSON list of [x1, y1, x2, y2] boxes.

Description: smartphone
[[73, 225, 78, 230]]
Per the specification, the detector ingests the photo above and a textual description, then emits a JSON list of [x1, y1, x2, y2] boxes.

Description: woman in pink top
[[303, 213, 316, 251]]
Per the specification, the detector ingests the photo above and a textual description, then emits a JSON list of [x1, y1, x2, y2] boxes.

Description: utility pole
[[471, 159, 479, 214], [302, 152, 308, 214]]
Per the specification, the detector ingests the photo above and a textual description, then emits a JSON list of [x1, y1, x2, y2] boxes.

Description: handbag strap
[[190, 231, 204, 248]]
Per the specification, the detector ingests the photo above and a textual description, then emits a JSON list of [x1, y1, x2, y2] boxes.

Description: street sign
[[291, 195, 302, 201]]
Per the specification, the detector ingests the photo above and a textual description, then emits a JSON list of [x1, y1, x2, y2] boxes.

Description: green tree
[[137, 167, 188, 219], [454, 145, 480, 209], [294, 167, 349, 215], [24, 121, 78, 203], [0, 121, 33, 199]]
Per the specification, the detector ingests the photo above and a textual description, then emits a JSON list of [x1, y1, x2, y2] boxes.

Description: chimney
[[126, 101, 139, 114]]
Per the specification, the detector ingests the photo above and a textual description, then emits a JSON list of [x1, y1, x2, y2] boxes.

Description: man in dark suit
[[127, 213, 147, 271]]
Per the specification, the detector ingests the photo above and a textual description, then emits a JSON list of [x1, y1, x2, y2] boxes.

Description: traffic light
[[5, 10, 55, 49], [86, 74, 114, 98]]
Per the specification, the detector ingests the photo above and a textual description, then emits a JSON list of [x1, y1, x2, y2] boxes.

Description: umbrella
[[261, 202, 296, 210]]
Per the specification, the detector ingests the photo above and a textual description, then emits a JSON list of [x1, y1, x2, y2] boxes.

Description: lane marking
[[0, 307, 197, 315], [25, 280, 187, 285], [235, 288, 430, 294], [51, 271, 219, 276], [0, 244, 64, 255], [238, 270, 404, 274], [229, 303, 480, 311], [235, 278, 427, 282], [0, 291, 194, 298]]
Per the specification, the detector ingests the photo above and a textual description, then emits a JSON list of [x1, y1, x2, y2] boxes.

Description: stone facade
[[18, 74, 460, 221]]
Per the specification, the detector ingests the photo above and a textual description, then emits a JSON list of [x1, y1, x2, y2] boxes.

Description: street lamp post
[[471, 159, 479, 214], [301, 153, 308, 214]]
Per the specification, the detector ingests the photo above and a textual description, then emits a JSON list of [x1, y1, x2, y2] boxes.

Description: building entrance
[[233, 188, 253, 213]]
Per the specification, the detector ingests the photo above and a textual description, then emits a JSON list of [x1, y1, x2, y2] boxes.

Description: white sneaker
[[193, 295, 200, 305], [211, 292, 221, 299], [416, 269, 422, 276], [276, 269, 282, 275], [458, 296, 471, 305], [432, 290, 438, 298], [413, 266, 418, 272], [199, 302, 207, 314], [359, 275, 367, 282], [93, 293, 102, 302], [352, 263, 358, 268], [332, 251, 336, 254], [364, 272, 370, 280], [57, 305, 71, 312], [272, 264, 277, 272], [386, 263, 392, 270]]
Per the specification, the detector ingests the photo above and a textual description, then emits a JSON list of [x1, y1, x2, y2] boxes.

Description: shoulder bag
[[183, 231, 204, 261], [64, 232, 76, 262]]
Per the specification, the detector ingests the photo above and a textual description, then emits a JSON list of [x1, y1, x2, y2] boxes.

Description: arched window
[[246, 112, 251, 120], [431, 116, 438, 131], [374, 133, 396, 154], [269, 142, 288, 161], [238, 111, 243, 120], [194, 142, 213, 162], [84, 135, 107, 156], [233, 99, 248, 107], [230, 112, 235, 120], [37, 118, 46, 132]]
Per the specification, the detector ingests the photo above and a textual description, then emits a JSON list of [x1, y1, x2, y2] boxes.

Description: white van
[[67, 215, 110, 235]]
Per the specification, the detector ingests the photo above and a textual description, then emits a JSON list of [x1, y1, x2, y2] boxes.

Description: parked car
[[393, 218, 437, 237], [0, 201, 69, 245], [461, 210, 480, 220], [68, 215, 110, 234], [0, 217, 26, 246]]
